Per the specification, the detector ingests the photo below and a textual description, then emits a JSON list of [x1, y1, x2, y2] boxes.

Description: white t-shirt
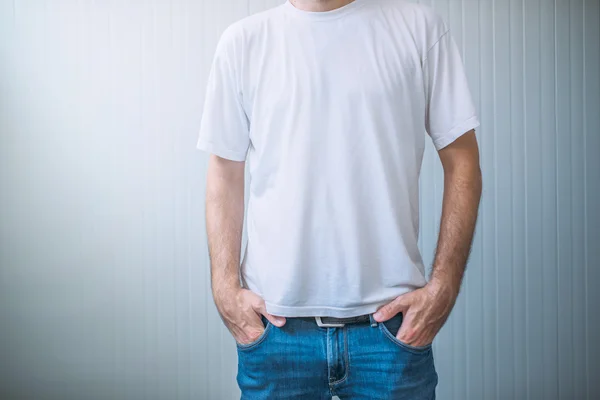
[[197, 0, 480, 318]]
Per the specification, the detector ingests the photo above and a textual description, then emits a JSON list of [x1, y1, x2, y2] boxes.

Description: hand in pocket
[[214, 287, 286, 345], [373, 281, 458, 347]]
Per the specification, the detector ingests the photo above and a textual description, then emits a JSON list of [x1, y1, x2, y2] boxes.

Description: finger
[[397, 312, 417, 343], [264, 313, 286, 327], [410, 331, 434, 347], [373, 293, 413, 322], [234, 312, 265, 343], [403, 327, 434, 347], [253, 300, 286, 327]]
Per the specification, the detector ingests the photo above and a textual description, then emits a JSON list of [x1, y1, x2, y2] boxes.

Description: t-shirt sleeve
[[423, 28, 480, 151], [196, 28, 250, 161]]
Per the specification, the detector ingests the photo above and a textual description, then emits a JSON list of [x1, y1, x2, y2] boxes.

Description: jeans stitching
[[329, 326, 349, 386], [378, 322, 432, 355], [236, 320, 272, 351]]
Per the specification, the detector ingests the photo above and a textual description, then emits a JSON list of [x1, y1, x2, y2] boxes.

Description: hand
[[214, 286, 286, 345], [372, 280, 458, 347]]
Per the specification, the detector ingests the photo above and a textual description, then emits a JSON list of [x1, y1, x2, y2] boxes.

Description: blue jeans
[[236, 312, 438, 399]]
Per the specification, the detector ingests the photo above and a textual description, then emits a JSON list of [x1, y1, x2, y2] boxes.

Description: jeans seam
[[236, 321, 272, 351], [329, 326, 349, 386], [378, 323, 432, 355]]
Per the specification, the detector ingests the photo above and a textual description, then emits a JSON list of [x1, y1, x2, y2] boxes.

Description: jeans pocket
[[378, 313, 432, 355], [235, 315, 273, 351]]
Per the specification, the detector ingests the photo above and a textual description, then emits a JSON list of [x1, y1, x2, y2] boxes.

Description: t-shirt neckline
[[283, 0, 366, 21]]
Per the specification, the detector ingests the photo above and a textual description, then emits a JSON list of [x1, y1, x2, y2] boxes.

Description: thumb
[[393, 292, 414, 312], [255, 301, 286, 327], [264, 313, 286, 327], [373, 292, 413, 322]]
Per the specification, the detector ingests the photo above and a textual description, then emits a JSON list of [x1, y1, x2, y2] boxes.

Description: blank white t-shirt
[[197, 0, 480, 318]]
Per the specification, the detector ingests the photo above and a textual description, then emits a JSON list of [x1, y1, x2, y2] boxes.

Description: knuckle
[[403, 330, 415, 340], [251, 298, 263, 308], [248, 331, 262, 341], [242, 328, 263, 344]]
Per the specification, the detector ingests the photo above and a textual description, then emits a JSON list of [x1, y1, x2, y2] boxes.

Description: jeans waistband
[[293, 313, 377, 327]]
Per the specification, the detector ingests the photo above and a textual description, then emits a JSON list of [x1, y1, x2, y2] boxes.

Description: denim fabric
[[235, 312, 438, 399]]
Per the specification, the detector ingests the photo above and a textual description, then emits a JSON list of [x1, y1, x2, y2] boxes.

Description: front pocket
[[378, 313, 432, 354], [235, 315, 273, 351]]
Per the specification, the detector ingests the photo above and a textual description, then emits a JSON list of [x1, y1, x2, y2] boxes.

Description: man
[[197, 0, 482, 398]]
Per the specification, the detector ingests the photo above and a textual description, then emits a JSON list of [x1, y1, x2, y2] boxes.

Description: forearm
[[430, 152, 482, 294], [205, 156, 246, 299]]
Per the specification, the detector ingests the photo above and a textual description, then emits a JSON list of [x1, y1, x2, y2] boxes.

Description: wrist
[[212, 276, 242, 299], [427, 275, 460, 299], [212, 280, 243, 317]]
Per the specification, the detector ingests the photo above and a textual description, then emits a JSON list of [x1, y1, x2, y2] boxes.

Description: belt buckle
[[315, 316, 345, 327]]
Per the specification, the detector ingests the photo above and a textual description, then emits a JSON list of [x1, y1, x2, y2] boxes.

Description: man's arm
[[206, 155, 286, 345], [373, 130, 481, 347], [430, 129, 482, 295], [205, 154, 246, 297]]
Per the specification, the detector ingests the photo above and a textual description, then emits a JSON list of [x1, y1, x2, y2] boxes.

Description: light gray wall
[[0, 0, 598, 399]]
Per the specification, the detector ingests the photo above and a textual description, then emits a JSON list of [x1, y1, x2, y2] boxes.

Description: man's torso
[[216, 0, 450, 317]]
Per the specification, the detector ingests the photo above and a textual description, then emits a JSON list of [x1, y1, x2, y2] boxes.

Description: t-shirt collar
[[283, 0, 366, 21]]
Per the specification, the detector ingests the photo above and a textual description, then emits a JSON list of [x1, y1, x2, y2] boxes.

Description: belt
[[297, 314, 372, 327]]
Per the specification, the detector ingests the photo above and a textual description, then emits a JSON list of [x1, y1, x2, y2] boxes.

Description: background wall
[[1, 0, 598, 399]]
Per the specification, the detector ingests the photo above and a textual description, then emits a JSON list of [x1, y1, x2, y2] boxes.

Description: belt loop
[[369, 313, 378, 327]]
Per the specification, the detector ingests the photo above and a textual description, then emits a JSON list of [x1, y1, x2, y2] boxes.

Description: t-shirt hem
[[432, 115, 481, 151], [264, 298, 403, 318], [196, 139, 247, 161]]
